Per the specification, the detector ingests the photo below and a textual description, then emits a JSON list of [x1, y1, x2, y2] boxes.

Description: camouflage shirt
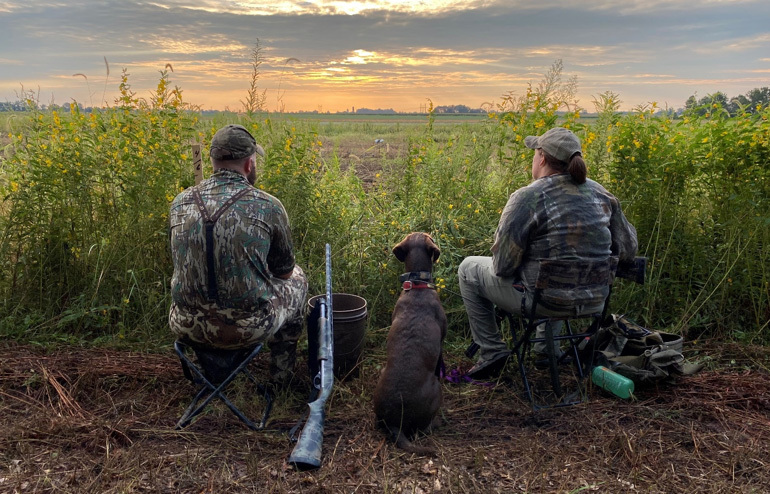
[[492, 174, 638, 289], [169, 169, 296, 315]]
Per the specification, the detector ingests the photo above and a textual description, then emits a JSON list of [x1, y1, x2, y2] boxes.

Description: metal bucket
[[307, 293, 368, 380]]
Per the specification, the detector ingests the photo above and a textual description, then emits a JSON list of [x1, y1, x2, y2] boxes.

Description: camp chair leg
[[565, 322, 588, 380], [240, 369, 273, 429], [507, 316, 537, 405], [257, 384, 273, 429], [543, 322, 562, 398], [517, 340, 535, 405], [175, 387, 210, 429], [503, 312, 593, 410], [174, 341, 272, 430]]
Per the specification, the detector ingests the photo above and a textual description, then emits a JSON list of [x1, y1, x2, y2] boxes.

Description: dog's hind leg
[[428, 412, 444, 432], [388, 426, 436, 456]]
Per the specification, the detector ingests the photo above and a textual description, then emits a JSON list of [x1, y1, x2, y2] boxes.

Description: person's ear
[[244, 155, 254, 174]]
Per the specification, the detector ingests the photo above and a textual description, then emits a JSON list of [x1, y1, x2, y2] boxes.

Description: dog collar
[[399, 271, 433, 283], [402, 280, 436, 291]]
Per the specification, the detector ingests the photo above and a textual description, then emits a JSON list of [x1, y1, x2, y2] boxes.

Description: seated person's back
[[168, 124, 309, 385]]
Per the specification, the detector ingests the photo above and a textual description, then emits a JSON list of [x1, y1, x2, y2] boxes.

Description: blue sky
[[1, 0, 768, 112]]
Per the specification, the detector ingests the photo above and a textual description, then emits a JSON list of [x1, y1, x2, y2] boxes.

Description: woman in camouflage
[[458, 127, 638, 379]]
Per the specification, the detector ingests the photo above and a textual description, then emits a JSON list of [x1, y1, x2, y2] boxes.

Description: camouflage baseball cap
[[524, 127, 582, 163], [209, 124, 265, 161]]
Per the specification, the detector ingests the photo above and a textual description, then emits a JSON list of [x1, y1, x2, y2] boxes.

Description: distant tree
[[728, 94, 749, 115], [355, 108, 396, 114], [706, 91, 729, 108], [0, 100, 28, 111], [683, 87, 770, 117], [684, 95, 698, 112], [746, 87, 770, 109], [683, 91, 729, 117], [433, 104, 482, 114]]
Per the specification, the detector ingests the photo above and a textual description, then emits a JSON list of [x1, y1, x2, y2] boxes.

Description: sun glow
[[341, 50, 376, 65], [170, 0, 493, 16]]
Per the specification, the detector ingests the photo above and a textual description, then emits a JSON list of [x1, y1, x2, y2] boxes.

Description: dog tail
[[389, 426, 436, 456]]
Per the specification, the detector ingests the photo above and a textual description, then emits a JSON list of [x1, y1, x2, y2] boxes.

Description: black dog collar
[[399, 271, 433, 283]]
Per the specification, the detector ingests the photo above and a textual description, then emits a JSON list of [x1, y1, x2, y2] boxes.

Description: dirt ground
[[317, 132, 409, 188], [1, 340, 770, 493]]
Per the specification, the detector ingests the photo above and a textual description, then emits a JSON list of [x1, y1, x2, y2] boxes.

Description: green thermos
[[591, 366, 634, 399]]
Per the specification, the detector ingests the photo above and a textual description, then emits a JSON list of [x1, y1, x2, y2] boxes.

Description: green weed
[[0, 70, 767, 346]]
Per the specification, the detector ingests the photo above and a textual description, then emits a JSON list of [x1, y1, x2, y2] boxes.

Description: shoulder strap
[[210, 188, 253, 223], [191, 187, 253, 303]]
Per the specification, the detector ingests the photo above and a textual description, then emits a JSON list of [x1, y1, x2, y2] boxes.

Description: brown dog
[[373, 232, 446, 454]]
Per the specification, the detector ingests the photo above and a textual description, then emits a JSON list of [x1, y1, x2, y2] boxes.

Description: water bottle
[[591, 366, 634, 399]]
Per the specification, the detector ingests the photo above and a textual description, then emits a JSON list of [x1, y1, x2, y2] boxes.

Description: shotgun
[[288, 244, 334, 470]]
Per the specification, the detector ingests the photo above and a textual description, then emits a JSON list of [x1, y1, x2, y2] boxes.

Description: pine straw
[[1, 341, 769, 493]]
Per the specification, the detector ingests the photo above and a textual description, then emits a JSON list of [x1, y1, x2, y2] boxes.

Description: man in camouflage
[[458, 127, 638, 379], [169, 124, 308, 385]]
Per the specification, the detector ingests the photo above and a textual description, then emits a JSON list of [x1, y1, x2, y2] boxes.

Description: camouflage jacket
[[169, 169, 296, 316], [492, 174, 638, 293]]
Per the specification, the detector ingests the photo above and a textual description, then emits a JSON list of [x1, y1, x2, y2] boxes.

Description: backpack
[[587, 314, 702, 386]]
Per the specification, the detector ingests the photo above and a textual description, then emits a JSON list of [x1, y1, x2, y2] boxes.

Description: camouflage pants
[[170, 265, 308, 382]]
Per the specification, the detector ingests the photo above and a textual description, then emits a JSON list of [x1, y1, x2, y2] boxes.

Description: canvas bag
[[588, 314, 702, 386]]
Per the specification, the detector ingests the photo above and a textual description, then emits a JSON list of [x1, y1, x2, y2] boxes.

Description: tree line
[[0, 101, 87, 112], [684, 87, 770, 116], [2, 88, 769, 115]]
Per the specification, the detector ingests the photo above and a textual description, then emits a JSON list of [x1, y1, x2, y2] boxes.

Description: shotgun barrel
[[288, 244, 334, 470]]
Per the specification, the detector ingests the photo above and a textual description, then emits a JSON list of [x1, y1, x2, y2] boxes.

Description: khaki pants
[[458, 257, 603, 365]]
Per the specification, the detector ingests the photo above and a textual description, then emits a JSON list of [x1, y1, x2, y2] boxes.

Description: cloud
[[141, 34, 247, 56], [1, 0, 769, 112], [689, 33, 770, 55], [136, 0, 516, 16], [129, 0, 762, 17]]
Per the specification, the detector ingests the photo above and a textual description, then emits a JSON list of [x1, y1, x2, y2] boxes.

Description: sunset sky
[[1, 0, 769, 113]]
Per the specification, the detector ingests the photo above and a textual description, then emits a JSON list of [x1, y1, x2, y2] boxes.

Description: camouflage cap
[[524, 127, 582, 163], [210, 124, 265, 161]]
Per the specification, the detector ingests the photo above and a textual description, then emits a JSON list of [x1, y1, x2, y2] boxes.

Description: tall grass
[[604, 104, 770, 341], [0, 70, 767, 347], [0, 70, 200, 345]]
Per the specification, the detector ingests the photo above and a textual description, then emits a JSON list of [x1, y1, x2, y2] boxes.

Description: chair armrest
[[616, 257, 647, 285]]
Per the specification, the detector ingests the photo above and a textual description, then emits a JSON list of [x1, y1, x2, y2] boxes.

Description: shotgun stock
[[288, 244, 334, 470]]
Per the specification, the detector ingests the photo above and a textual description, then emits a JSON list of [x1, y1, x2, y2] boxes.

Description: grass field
[[0, 71, 768, 492], [0, 100, 767, 344]]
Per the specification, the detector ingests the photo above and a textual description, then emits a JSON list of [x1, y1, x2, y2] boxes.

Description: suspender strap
[[191, 187, 253, 303]]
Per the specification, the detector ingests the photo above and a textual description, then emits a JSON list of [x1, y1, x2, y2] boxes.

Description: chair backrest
[[531, 257, 618, 316]]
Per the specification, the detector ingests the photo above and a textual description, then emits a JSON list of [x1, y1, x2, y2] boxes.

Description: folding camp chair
[[174, 339, 273, 430], [500, 256, 647, 409], [498, 257, 617, 409]]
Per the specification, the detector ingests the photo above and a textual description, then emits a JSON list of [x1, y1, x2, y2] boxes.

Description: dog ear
[[426, 235, 441, 262], [392, 238, 408, 262]]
